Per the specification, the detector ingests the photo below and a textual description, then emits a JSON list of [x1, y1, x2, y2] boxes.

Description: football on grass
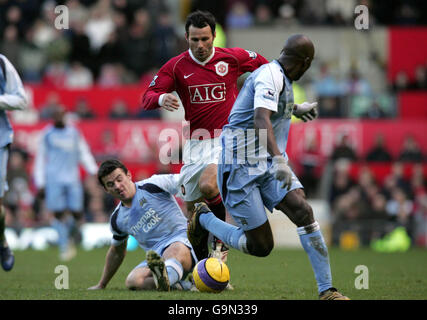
[[192, 257, 230, 293]]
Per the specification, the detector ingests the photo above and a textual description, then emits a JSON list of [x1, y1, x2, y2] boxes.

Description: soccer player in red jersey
[[141, 11, 268, 261]]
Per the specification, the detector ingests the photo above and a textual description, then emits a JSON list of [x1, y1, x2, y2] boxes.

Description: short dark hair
[[185, 10, 216, 35], [97, 159, 128, 187]]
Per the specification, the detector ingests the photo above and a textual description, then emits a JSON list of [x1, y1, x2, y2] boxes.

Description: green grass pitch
[[1, 247, 426, 300]]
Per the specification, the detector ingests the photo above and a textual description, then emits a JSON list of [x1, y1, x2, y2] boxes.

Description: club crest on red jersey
[[215, 61, 229, 76]]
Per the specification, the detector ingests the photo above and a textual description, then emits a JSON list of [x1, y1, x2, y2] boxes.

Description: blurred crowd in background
[[1, 0, 427, 248]]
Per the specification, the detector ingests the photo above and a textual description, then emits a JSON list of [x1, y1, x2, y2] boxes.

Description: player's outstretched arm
[[88, 241, 127, 290]]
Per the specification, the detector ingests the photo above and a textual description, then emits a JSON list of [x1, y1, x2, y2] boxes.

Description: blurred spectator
[[392, 71, 410, 92], [64, 61, 94, 89], [298, 0, 327, 25], [313, 63, 344, 118], [120, 8, 156, 78], [4, 5, 27, 38], [369, 192, 389, 220], [344, 68, 372, 96], [330, 133, 358, 162], [84, 0, 114, 52], [97, 63, 122, 87], [410, 163, 427, 197], [325, 0, 355, 25], [395, 2, 419, 25], [153, 10, 180, 66], [68, 19, 94, 72], [18, 28, 47, 83], [4, 148, 34, 228], [298, 133, 323, 197], [329, 159, 356, 205], [39, 92, 64, 120], [109, 99, 131, 119], [72, 97, 95, 119], [254, 4, 274, 27], [361, 101, 388, 119], [318, 96, 342, 118], [96, 31, 122, 75], [226, 1, 254, 29], [382, 162, 412, 199], [1, 25, 21, 69], [410, 65, 427, 90], [34, 1, 61, 47], [42, 61, 67, 88], [398, 135, 424, 163], [386, 187, 413, 226], [333, 186, 366, 221], [95, 129, 119, 161], [313, 63, 344, 97], [66, 0, 90, 26], [413, 194, 427, 247], [365, 134, 393, 162]]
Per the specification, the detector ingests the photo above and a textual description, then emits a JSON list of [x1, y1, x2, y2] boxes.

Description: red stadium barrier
[[26, 84, 147, 117], [398, 92, 427, 118], [347, 162, 427, 185], [13, 119, 427, 165]]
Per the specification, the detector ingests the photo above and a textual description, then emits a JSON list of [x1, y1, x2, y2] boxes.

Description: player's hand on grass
[[271, 155, 293, 190], [293, 102, 318, 122], [160, 93, 180, 111]]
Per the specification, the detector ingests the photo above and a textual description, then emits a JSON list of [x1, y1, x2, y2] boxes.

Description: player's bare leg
[[126, 242, 193, 291], [126, 267, 156, 290], [275, 188, 349, 300], [198, 164, 229, 263]]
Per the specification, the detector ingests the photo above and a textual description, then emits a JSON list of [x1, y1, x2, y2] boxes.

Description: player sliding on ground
[[188, 34, 350, 300], [88, 159, 197, 292]]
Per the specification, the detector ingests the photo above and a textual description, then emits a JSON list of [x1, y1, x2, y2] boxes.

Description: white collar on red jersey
[[188, 47, 216, 66]]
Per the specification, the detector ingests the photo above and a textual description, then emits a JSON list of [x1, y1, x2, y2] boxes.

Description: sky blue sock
[[51, 219, 69, 253], [199, 212, 248, 253], [298, 222, 333, 294], [165, 258, 183, 286]]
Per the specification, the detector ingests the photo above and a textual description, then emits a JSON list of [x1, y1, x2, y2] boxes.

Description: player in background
[[188, 35, 349, 300], [88, 159, 196, 292], [0, 54, 28, 271], [141, 10, 268, 261], [33, 106, 98, 261]]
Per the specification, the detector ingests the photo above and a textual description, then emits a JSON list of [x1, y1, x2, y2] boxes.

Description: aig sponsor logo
[[188, 83, 226, 103]]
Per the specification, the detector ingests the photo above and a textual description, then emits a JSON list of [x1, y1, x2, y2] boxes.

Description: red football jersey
[[141, 47, 268, 138]]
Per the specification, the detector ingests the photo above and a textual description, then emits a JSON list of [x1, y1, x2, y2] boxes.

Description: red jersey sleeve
[[228, 47, 269, 75], [141, 59, 176, 110]]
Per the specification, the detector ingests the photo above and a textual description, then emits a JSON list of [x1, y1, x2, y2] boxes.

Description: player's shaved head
[[278, 34, 315, 81], [282, 34, 314, 60]]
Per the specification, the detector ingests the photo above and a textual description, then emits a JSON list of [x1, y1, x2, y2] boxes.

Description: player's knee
[[248, 239, 274, 257], [198, 178, 218, 198], [125, 273, 144, 290], [294, 203, 314, 227]]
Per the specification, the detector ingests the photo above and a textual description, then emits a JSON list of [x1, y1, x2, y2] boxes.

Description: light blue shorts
[[217, 158, 303, 231], [133, 232, 197, 271], [0, 146, 9, 198], [46, 182, 83, 212]]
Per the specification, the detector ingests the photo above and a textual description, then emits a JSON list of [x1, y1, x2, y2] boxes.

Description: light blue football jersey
[[33, 125, 98, 187], [221, 60, 294, 165], [109, 174, 189, 253], [0, 54, 27, 148]]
